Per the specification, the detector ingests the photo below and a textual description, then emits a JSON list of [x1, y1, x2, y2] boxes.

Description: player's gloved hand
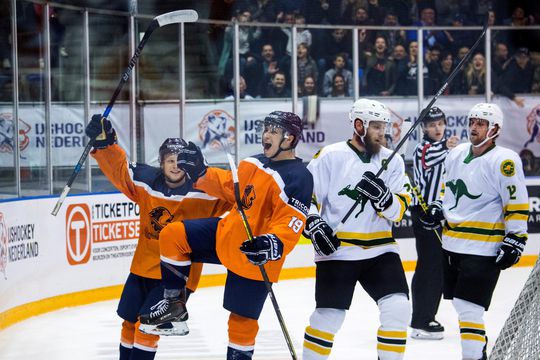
[[239, 234, 283, 265], [418, 210, 441, 230], [302, 214, 340, 256], [355, 171, 393, 212], [85, 114, 117, 149], [495, 234, 526, 270], [176, 141, 208, 182], [427, 200, 445, 223]]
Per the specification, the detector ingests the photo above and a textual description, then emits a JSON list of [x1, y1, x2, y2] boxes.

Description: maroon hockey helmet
[[263, 111, 303, 147]]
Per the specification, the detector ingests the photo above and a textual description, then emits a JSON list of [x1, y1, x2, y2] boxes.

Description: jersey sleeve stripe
[[504, 203, 529, 212]]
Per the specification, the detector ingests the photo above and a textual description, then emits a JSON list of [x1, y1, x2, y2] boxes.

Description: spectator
[[492, 42, 510, 79], [296, 43, 319, 93], [447, 13, 476, 55], [463, 53, 486, 95], [295, 14, 312, 48], [304, 0, 342, 25], [395, 41, 429, 96], [407, 7, 450, 51], [322, 53, 353, 96], [433, 51, 464, 95], [378, 10, 407, 51], [225, 76, 254, 100], [265, 11, 295, 58], [314, 28, 352, 74], [301, 75, 318, 96], [499, 47, 534, 94], [346, 6, 375, 53], [262, 71, 291, 97], [391, 44, 408, 77], [218, 9, 261, 89], [424, 45, 443, 95], [503, 5, 530, 50], [245, 43, 279, 97], [455, 45, 470, 66], [362, 36, 397, 96], [531, 51, 540, 94], [328, 73, 348, 97]]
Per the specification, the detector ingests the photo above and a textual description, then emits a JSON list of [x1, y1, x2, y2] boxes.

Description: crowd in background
[[208, 0, 540, 105]]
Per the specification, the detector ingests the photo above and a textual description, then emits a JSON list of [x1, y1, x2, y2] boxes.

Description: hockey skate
[[139, 294, 189, 336], [410, 320, 444, 340]]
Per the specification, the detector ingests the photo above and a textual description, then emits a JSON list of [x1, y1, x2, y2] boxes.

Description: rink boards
[[0, 183, 539, 330]]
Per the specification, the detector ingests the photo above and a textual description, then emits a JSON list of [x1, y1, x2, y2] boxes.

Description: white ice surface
[[0, 267, 532, 360]]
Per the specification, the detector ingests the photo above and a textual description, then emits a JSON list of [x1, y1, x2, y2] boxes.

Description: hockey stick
[[223, 144, 297, 360], [332, 20, 488, 236], [51, 9, 198, 216]]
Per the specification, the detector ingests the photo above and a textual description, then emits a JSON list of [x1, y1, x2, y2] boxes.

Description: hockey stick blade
[[155, 9, 198, 27], [332, 17, 488, 235], [51, 10, 199, 216]]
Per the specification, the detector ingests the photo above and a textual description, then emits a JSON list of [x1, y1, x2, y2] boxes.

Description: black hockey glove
[[495, 234, 526, 270], [240, 234, 283, 265], [302, 214, 340, 256], [176, 141, 208, 182], [85, 114, 117, 149], [427, 200, 445, 223], [355, 171, 393, 212]]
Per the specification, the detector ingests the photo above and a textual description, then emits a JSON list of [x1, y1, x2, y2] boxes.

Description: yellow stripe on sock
[[459, 321, 485, 330], [377, 329, 407, 339], [305, 326, 335, 341], [377, 343, 406, 353], [461, 333, 486, 342], [304, 340, 332, 355]]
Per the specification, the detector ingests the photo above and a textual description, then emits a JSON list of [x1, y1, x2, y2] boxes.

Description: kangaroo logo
[[241, 184, 256, 210], [338, 185, 369, 217], [446, 179, 481, 210]]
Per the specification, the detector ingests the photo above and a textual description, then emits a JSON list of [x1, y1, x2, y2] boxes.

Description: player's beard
[[364, 131, 382, 154]]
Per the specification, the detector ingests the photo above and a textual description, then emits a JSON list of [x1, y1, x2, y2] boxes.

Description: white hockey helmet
[[467, 103, 503, 147], [349, 98, 391, 132]]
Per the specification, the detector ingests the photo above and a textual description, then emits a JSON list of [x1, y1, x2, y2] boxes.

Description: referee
[[410, 107, 459, 340]]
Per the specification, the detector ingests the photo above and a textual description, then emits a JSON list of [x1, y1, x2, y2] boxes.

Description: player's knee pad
[[228, 313, 259, 352], [134, 321, 159, 352], [376, 293, 409, 359], [159, 222, 191, 263], [453, 298, 486, 360], [303, 308, 346, 359], [377, 293, 410, 329], [120, 320, 135, 347]]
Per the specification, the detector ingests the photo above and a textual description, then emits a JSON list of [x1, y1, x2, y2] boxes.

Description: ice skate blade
[[139, 321, 189, 336], [410, 328, 444, 340]]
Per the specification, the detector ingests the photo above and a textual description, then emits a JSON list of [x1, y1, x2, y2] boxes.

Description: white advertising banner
[[1, 95, 539, 167]]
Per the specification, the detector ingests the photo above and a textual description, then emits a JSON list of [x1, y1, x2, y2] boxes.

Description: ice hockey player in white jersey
[[425, 102, 529, 360], [302, 98, 412, 360]]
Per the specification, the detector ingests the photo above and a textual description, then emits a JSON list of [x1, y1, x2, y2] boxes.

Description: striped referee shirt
[[412, 135, 450, 206]]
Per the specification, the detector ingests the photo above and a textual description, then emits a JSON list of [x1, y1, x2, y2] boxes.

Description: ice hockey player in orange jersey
[[139, 111, 313, 359], [85, 114, 231, 360]]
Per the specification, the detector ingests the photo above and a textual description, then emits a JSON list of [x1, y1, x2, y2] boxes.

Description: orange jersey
[[195, 155, 313, 282], [92, 144, 231, 279]]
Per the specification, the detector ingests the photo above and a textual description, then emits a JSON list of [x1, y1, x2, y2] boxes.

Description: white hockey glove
[[303, 214, 340, 256], [495, 234, 526, 270], [239, 234, 283, 265], [355, 171, 393, 212]]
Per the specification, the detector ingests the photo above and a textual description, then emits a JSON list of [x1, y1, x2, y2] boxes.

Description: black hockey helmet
[[422, 106, 446, 129], [263, 111, 303, 147], [159, 138, 188, 163]]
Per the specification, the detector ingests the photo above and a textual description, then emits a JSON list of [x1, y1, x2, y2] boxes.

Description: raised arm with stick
[[51, 9, 198, 216]]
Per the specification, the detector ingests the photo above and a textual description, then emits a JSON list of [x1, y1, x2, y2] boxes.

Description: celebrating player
[[139, 111, 313, 359], [409, 107, 459, 340], [302, 98, 412, 360], [85, 115, 231, 360], [425, 103, 529, 360]]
